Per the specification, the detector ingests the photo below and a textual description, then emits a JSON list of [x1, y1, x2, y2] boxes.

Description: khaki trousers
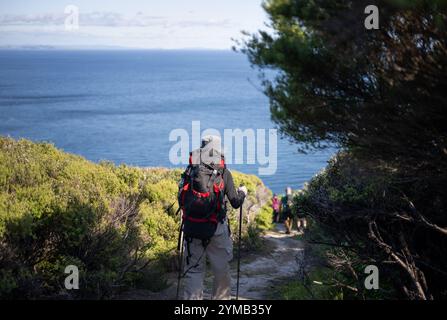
[[183, 221, 233, 300]]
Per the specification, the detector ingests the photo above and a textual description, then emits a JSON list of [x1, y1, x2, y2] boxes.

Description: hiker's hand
[[238, 186, 248, 197]]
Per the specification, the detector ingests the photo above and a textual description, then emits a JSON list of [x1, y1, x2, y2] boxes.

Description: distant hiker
[[272, 194, 280, 223], [178, 135, 247, 300], [281, 187, 294, 234], [296, 209, 307, 233], [295, 191, 307, 233]]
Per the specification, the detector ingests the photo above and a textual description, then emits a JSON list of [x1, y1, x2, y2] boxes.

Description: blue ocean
[[0, 50, 332, 193]]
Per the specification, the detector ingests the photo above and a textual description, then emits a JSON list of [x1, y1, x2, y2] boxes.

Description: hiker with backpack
[[295, 190, 307, 234], [177, 135, 247, 300], [272, 194, 280, 223], [281, 187, 294, 234]]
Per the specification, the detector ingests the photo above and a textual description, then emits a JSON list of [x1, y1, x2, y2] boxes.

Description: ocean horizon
[[0, 49, 333, 194]]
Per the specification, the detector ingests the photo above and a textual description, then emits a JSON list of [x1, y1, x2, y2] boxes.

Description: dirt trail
[[118, 224, 304, 300], [223, 223, 304, 300]]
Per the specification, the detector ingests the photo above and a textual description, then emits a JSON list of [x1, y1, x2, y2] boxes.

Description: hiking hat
[[201, 135, 223, 155], [190, 135, 223, 166]]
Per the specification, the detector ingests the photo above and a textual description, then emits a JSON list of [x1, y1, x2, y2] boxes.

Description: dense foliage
[[240, 0, 447, 299], [0, 137, 271, 299]]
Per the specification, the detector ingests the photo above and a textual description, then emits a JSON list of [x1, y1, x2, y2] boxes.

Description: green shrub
[[277, 267, 345, 300], [295, 152, 433, 299], [255, 202, 273, 231], [0, 137, 272, 299]]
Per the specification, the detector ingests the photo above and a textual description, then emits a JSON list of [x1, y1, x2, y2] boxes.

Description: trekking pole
[[176, 219, 184, 300], [236, 201, 244, 300]]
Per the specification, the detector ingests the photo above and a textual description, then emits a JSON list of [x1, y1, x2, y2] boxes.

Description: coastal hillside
[[0, 136, 272, 299]]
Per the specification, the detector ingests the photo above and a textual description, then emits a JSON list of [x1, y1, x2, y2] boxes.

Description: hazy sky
[[0, 0, 268, 49]]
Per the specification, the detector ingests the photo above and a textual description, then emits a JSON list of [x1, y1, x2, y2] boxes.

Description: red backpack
[[178, 150, 226, 240]]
